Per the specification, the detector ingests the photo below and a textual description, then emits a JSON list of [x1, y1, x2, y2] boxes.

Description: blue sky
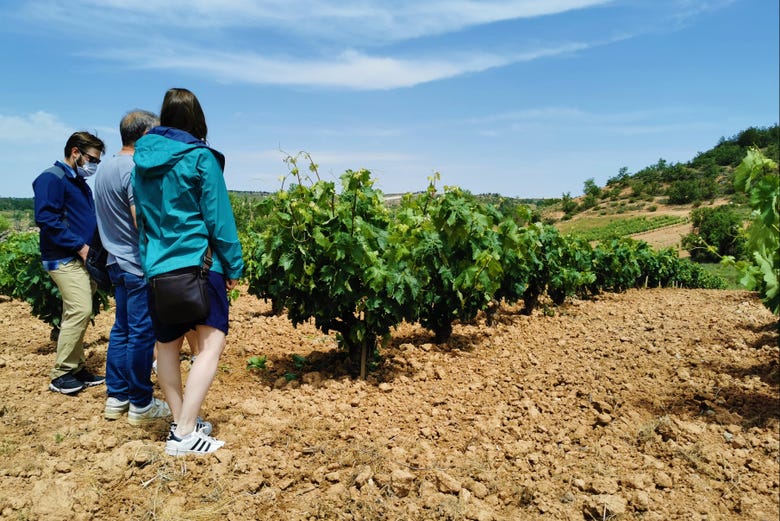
[[0, 0, 777, 199]]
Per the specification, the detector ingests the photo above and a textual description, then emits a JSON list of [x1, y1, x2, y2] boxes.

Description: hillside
[[549, 198, 729, 253], [534, 125, 777, 225]]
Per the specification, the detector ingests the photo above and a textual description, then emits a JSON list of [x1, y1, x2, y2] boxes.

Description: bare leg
[[184, 330, 200, 358], [156, 336, 184, 421], [173, 324, 225, 437]]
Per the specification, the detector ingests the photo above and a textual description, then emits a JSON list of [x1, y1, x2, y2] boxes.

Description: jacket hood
[[134, 126, 225, 178]]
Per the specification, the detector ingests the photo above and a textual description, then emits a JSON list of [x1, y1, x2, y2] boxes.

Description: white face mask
[[78, 161, 98, 177]]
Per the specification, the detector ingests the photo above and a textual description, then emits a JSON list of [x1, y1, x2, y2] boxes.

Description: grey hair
[[119, 110, 159, 146]]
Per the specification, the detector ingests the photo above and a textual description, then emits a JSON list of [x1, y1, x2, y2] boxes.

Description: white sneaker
[[104, 397, 130, 420], [165, 429, 224, 456], [170, 416, 213, 436], [128, 398, 172, 426]]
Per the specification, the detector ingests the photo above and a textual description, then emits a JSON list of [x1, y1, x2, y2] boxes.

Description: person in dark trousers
[[33, 131, 107, 395], [95, 110, 171, 424], [133, 88, 243, 456]]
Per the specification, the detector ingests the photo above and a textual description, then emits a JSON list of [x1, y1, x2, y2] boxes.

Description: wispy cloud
[[470, 105, 704, 126], [96, 41, 591, 90], [14, 0, 735, 90], [465, 105, 720, 139], [24, 1, 614, 42], [0, 111, 72, 143]]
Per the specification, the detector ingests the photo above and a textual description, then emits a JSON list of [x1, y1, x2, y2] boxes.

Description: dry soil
[[0, 286, 778, 520]]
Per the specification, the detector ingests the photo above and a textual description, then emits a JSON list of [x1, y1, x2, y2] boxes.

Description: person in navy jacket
[[33, 131, 107, 395]]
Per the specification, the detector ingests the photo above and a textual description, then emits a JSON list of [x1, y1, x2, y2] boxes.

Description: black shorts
[[149, 270, 230, 343]]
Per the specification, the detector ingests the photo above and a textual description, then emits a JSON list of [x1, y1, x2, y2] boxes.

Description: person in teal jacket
[[132, 88, 243, 456]]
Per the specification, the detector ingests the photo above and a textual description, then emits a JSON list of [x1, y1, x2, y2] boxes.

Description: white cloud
[[15, 1, 734, 91], [25, 1, 613, 43], [98, 41, 591, 90], [0, 111, 72, 143]]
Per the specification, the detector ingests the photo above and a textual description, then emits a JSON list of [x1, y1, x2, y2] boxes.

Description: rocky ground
[[0, 286, 777, 520]]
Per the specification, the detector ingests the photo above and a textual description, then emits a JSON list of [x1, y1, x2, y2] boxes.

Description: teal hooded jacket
[[132, 127, 243, 280]]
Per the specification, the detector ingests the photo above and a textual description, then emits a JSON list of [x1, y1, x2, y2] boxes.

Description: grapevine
[[723, 148, 779, 313]]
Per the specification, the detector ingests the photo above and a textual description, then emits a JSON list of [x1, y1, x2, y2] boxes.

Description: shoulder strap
[[201, 246, 212, 273]]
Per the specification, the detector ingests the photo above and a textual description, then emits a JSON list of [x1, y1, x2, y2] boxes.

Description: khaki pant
[[48, 260, 96, 379]]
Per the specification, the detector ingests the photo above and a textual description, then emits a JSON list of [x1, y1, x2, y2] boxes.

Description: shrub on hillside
[[682, 205, 746, 262]]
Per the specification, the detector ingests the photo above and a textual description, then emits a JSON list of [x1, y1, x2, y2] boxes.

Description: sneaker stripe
[[165, 430, 223, 456]]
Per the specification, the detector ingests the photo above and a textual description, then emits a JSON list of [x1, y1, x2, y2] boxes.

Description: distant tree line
[[0, 198, 34, 211]]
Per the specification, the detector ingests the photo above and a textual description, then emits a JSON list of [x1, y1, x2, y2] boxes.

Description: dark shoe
[[72, 369, 105, 387], [49, 374, 85, 395]]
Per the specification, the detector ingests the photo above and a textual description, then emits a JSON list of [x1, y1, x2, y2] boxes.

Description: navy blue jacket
[[33, 161, 97, 261]]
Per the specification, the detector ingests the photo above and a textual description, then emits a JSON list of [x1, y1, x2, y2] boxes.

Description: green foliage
[[583, 178, 601, 198], [0, 232, 110, 329], [243, 155, 401, 366], [0, 198, 34, 211], [547, 234, 596, 305], [560, 192, 578, 216], [589, 238, 725, 292], [682, 205, 746, 262], [722, 148, 779, 314], [665, 178, 719, 204], [710, 141, 745, 167], [229, 192, 267, 235], [243, 158, 730, 373], [562, 215, 684, 242], [578, 193, 598, 211], [606, 166, 630, 187], [246, 355, 267, 371], [666, 180, 699, 204], [0, 232, 62, 327], [492, 207, 533, 307], [591, 238, 644, 292], [596, 124, 779, 208], [291, 354, 308, 370], [547, 125, 776, 223], [0, 209, 34, 234], [392, 178, 503, 341], [699, 262, 743, 290]]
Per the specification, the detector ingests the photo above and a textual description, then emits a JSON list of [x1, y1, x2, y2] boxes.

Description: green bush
[[0, 214, 10, 235], [393, 181, 502, 341], [244, 164, 400, 370], [666, 179, 702, 204], [682, 205, 746, 262], [0, 232, 110, 329]]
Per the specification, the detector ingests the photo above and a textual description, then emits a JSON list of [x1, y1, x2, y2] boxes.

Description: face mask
[[78, 161, 98, 177]]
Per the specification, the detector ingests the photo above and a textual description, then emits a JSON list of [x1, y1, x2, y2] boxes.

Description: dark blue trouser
[[106, 264, 155, 407]]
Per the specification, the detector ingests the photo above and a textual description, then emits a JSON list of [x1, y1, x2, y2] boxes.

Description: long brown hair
[[159, 88, 208, 141]]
